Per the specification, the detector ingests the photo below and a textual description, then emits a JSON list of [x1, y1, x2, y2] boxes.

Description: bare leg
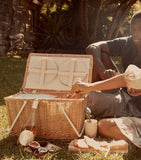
[[98, 119, 128, 141]]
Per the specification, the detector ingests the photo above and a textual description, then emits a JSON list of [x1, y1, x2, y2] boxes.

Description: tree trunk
[[88, 0, 102, 43], [113, 0, 137, 38], [82, 0, 88, 41], [71, 0, 88, 41], [71, 0, 82, 37], [107, 0, 137, 39], [0, 0, 13, 56]]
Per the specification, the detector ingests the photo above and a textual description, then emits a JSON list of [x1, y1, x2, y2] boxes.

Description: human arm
[[71, 74, 126, 93], [71, 64, 141, 96], [86, 41, 118, 80]]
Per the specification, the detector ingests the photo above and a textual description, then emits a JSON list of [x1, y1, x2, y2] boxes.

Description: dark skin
[[86, 17, 141, 96], [98, 119, 129, 141], [86, 42, 119, 81], [71, 76, 141, 141], [86, 18, 141, 82], [86, 15, 141, 141]]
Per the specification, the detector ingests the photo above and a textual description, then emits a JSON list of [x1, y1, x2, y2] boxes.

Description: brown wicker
[[5, 53, 92, 140], [5, 96, 88, 140]]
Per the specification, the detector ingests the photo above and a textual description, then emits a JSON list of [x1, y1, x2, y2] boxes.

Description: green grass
[[0, 56, 141, 159]]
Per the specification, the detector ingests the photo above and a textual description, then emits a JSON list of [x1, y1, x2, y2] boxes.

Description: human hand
[[127, 88, 141, 96], [101, 69, 117, 79], [71, 80, 90, 95]]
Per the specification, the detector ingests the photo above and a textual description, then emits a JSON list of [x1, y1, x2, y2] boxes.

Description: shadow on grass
[[0, 57, 27, 106], [0, 136, 34, 159], [124, 143, 141, 160], [0, 135, 78, 160]]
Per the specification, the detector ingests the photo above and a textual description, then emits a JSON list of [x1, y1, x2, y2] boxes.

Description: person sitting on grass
[[78, 10, 141, 125], [71, 64, 141, 148], [86, 10, 141, 83]]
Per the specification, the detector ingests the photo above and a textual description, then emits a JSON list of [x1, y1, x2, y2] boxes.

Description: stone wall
[[0, 0, 42, 56], [0, 0, 13, 56]]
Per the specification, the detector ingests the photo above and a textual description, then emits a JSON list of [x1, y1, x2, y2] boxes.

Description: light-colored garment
[[88, 64, 141, 147], [113, 117, 141, 148], [112, 65, 141, 148], [124, 64, 141, 89]]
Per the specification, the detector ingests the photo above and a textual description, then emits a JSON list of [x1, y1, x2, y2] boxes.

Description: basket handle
[[57, 102, 83, 137], [8, 100, 27, 135]]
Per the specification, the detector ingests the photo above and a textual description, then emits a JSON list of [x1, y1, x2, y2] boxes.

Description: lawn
[[0, 56, 140, 160]]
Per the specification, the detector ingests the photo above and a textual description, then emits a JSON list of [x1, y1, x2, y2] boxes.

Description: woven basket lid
[[22, 53, 93, 94]]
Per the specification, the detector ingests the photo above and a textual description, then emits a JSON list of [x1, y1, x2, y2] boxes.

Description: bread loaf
[[68, 136, 128, 153]]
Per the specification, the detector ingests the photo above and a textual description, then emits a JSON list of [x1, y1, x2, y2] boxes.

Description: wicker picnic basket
[[5, 53, 93, 140]]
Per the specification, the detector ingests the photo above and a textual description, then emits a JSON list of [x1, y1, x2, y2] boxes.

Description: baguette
[[73, 139, 89, 149], [84, 136, 108, 151]]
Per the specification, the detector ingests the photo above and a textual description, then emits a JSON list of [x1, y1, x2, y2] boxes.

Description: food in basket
[[28, 141, 40, 151], [18, 130, 34, 146]]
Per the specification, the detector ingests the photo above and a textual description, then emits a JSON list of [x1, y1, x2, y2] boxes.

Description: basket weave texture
[[5, 97, 87, 140], [5, 53, 92, 140]]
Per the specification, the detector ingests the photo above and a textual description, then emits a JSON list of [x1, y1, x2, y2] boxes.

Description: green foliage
[[112, 56, 123, 72], [0, 57, 26, 105], [91, 0, 141, 41], [35, 0, 73, 50], [36, 0, 141, 50], [120, 0, 141, 37]]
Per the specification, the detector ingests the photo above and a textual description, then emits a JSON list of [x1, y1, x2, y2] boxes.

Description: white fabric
[[113, 117, 141, 148], [14, 94, 57, 99], [124, 64, 141, 89]]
